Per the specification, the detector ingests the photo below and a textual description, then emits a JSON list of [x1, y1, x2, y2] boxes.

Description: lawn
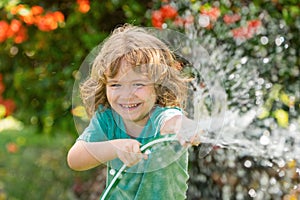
[[0, 127, 99, 200]]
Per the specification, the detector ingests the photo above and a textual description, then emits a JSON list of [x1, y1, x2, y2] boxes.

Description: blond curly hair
[[80, 24, 189, 118]]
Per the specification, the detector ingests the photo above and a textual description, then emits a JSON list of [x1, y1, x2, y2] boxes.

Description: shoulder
[[94, 105, 113, 119], [160, 115, 183, 135], [151, 106, 183, 119], [152, 106, 184, 135], [87, 106, 115, 129]]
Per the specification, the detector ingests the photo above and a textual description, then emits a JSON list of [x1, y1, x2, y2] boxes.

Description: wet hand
[[176, 119, 204, 147], [177, 129, 203, 147], [113, 139, 148, 167]]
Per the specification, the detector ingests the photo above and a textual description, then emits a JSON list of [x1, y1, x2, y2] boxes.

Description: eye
[[108, 83, 121, 88], [133, 83, 145, 88]]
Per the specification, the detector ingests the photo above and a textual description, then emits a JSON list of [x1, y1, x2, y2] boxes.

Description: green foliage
[[149, 0, 300, 127], [148, 1, 300, 198], [0, 128, 95, 200], [0, 0, 149, 134]]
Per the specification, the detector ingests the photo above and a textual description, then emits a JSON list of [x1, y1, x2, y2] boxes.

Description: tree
[[0, 0, 149, 134]]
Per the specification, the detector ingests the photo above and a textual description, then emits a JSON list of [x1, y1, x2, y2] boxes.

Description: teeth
[[122, 104, 139, 108]]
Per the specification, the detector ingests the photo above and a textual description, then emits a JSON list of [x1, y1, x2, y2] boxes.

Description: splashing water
[[72, 26, 300, 199], [72, 27, 300, 161], [181, 18, 300, 200]]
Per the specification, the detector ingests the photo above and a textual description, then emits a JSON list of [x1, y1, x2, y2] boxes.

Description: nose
[[119, 85, 136, 98]]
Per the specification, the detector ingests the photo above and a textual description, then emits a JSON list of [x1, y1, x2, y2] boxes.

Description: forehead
[[117, 59, 133, 73], [107, 59, 150, 81]]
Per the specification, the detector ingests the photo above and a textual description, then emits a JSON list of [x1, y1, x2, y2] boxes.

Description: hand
[[177, 129, 202, 147], [112, 139, 148, 167], [176, 118, 203, 147]]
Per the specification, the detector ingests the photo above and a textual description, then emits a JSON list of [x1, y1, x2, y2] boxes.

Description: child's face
[[106, 60, 157, 126]]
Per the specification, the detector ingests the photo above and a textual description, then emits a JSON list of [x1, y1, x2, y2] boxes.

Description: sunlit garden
[[1, 0, 300, 199]]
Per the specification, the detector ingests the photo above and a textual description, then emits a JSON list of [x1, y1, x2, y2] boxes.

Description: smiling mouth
[[120, 103, 141, 109]]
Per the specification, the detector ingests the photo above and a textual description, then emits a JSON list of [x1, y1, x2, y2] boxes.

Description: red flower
[[174, 17, 184, 27], [52, 11, 65, 23], [174, 15, 194, 28], [14, 26, 28, 44], [247, 19, 261, 31], [6, 142, 19, 153], [10, 4, 26, 15], [231, 26, 251, 39], [0, 99, 16, 116], [200, 6, 221, 21], [0, 21, 9, 42], [77, 0, 90, 13], [9, 19, 22, 34], [151, 10, 164, 28], [31, 5, 44, 16], [35, 11, 65, 32], [231, 19, 262, 40], [151, 4, 178, 28], [0, 19, 28, 43], [15, 5, 44, 25], [184, 15, 194, 26], [160, 4, 178, 19], [223, 14, 241, 24]]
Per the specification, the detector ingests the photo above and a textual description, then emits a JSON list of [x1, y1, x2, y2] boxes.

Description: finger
[[129, 151, 143, 166], [142, 154, 148, 160], [131, 143, 144, 160], [133, 143, 141, 153], [126, 155, 142, 167], [132, 141, 148, 160], [190, 133, 201, 146], [122, 145, 135, 166]]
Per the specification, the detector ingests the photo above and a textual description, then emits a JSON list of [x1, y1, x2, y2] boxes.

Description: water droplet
[[244, 160, 252, 168], [277, 159, 286, 168], [275, 36, 284, 46], [229, 73, 235, 80], [265, 83, 272, 89], [198, 14, 210, 27], [278, 170, 285, 177], [270, 177, 277, 185], [263, 57, 270, 63], [240, 56, 248, 64], [257, 78, 265, 85], [10, 46, 19, 56], [248, 188, 256, 197], [162, 23, 168, 29], [260, 135, 270, 145], [260, 36, 269, 45]]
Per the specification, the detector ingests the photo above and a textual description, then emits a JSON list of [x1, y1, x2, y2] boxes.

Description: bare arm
[[67, 139, 147, 171], [161, 114, 202, 146], [67, 140, 117, 171]]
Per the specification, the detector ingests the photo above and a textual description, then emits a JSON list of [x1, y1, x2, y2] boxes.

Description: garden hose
[[100, 135, 179, 200]]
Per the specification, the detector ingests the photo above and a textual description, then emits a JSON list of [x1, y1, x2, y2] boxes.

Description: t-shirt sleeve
[[152, 107, 183, 126], [77, 109, 109, 142], [161, 107, 183, 122]]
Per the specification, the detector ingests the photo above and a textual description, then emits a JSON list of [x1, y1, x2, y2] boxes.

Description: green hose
[[100, 135, 179, 200]]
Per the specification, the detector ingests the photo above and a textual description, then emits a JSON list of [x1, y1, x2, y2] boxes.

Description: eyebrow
[[106, 78, 151, 83]]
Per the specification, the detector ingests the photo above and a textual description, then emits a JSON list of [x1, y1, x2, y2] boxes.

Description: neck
[[124, 121, 145, 138]]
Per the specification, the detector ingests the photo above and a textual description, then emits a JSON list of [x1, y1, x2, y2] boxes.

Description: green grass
[[0, 127, 94, 200]]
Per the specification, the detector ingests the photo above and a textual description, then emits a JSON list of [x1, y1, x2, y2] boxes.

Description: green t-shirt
[[78, 105, 189, 200]]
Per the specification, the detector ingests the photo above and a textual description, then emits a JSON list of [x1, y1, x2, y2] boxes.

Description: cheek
[[106, 88, 114, 103], [137, 87, 156, 102]]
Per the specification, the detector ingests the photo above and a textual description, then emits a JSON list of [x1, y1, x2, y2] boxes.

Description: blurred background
[[0, 0, 299, 199]]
